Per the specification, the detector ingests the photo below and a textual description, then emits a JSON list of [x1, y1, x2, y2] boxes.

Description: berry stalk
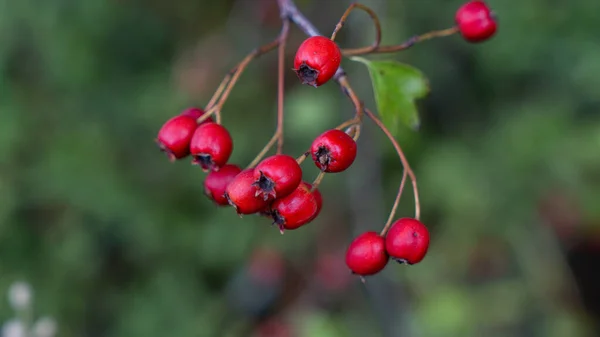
[[330, 2, 382, 54], [276, 20, 290, 154]]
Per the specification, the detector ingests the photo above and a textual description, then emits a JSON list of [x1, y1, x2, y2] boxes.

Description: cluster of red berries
[[345, 218, 430, 277], [154, 0, 497, 279], [156, 107, 358, 233]]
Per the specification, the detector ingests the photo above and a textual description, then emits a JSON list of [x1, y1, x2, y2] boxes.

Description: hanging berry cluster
[[155, 0, 497, 280]]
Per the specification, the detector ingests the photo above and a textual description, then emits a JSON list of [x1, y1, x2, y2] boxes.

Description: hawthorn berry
[[156, 112, 204, 161], [253, 155, 302, 201], [455, 1, 497, 43], [385, 218, 430, 265], [271, 182, 318, 233], [180, 107, 213, 122], [190, 122, 233, 171], [224, 169, 270, 215], [204, 164, 242, 206], [293, 36, 342, 87], [311, 129, 357, 173], [301, 182, 322, 222], [345, 231, 389, 276]]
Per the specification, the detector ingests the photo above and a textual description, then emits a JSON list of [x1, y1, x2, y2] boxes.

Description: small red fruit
[[455, 1, 497, 43], [190, 122, 233, 171], [301, 182, 322, 222], [156, 114, 198, 161], [253, 155, 302, 201], [293, 36, 342, 87], [224, 169, 270, 215], [271, 182, 318, 233], [385, 218, 430, 265], [345, 231, 389, 276], [204, 164, 242, 206], [311, 129, 357, 173], [180, 107, 213, 123]]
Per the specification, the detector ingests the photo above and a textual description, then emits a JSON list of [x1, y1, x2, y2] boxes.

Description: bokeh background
[[1, 0, 599, 336]]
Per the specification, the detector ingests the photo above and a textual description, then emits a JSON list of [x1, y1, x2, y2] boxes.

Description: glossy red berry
[[455, 1, 497, 43], [253, 155, 302, 201], [385, 218, 430, 265], [224, 169, 270, 215], [301, 182, 322, 222], [311, 129, 357, 173], [190, 122, 233, 171], [271, 182, 318, 233], [204, 164, 242, 206], [293, 36, 342, 87], [345, 232, 389, 276], [180, 107, 213, 123], [156, 114, 198, 161]]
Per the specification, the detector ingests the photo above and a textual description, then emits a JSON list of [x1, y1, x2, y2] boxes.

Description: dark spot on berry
[[393, 257, 411, 265], [193, 154, 214, 170], [296, 62, 319, 87], [412, 231, 419, 238], [253, 171, 276, 200], [314, 146, 331, 170]]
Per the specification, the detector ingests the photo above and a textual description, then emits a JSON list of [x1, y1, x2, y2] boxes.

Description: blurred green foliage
[[1, 0, 599, 336]]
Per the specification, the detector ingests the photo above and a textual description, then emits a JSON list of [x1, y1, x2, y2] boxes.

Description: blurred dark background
[[1, 0, 599, 336]]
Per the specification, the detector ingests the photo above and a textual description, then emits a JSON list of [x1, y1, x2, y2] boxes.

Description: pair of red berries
[[345, 218, 430, 277], [156, 107, 234, 171], [456, 1, 497, 42]]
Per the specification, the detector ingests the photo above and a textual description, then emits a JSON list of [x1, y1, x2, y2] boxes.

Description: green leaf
[[351, 57, 429, 133]]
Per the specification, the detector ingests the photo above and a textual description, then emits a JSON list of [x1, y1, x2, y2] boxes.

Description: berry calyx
[[253, 155, 302, 201], [293, 36, 342, 87], [190, 122, 233, 171], [301, 182, 322, 222], [204, 164, 242, 206], [224, 169, 270, 215], [310, 129, 357, 173], [271, 182, 318, 233], [156, 114, 199, 161], [455, 1, 497, 43], [345, 231, 389, 276], [384, 218, 430, 265]]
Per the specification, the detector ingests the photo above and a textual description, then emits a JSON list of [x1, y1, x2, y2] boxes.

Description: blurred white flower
[[7, 282, 32, 311], [2, 319, 25, 337], [32, 317, 57, 337]]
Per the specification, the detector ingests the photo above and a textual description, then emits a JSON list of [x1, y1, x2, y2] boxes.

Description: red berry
[[180, 107, 213, 123], [345, 231, 388, 276], [271, 182, 318, 233], [310, 129, 357, 173], [190, 122, 233, 171], [224, 169, 270, 215], [455, 1, 497, 43], [293, 36, 342, 87], [385, 218, 430, 265], [156, 115, 198, 161], [301, 182, 322, 222], [204, 164, 242, 206], [253, 155, 302, 201]]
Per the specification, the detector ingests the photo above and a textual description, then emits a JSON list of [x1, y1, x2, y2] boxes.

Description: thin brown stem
[[331, 3, 382, 55], [311, 171, 326, 190], [246, 132, 280, 169], [205, 72, 231, 111], [342, 26, 459, 56], [296, 151, 310, 164], [276, 20, 290, 154], [198, 38, 281, 124], [365, 108, 420, 220], [380, 169, 407, 236]]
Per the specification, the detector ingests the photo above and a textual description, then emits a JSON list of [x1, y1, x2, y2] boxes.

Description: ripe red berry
[[301, 182, 322, 222], [180, 107, 213, 123], [345, 231, 389, 276], [455, 1, 497, 43], [385, 218, 430, 265], [156, 115, 198, 161], [224, 169, 270, 215], [271, 182, 318, 233], [204, 164, 242, 206], [293, 36, 342, 87], [253, 155, 302, 201], [310, 129, 357, 173], [190, 122, 233, 171]]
